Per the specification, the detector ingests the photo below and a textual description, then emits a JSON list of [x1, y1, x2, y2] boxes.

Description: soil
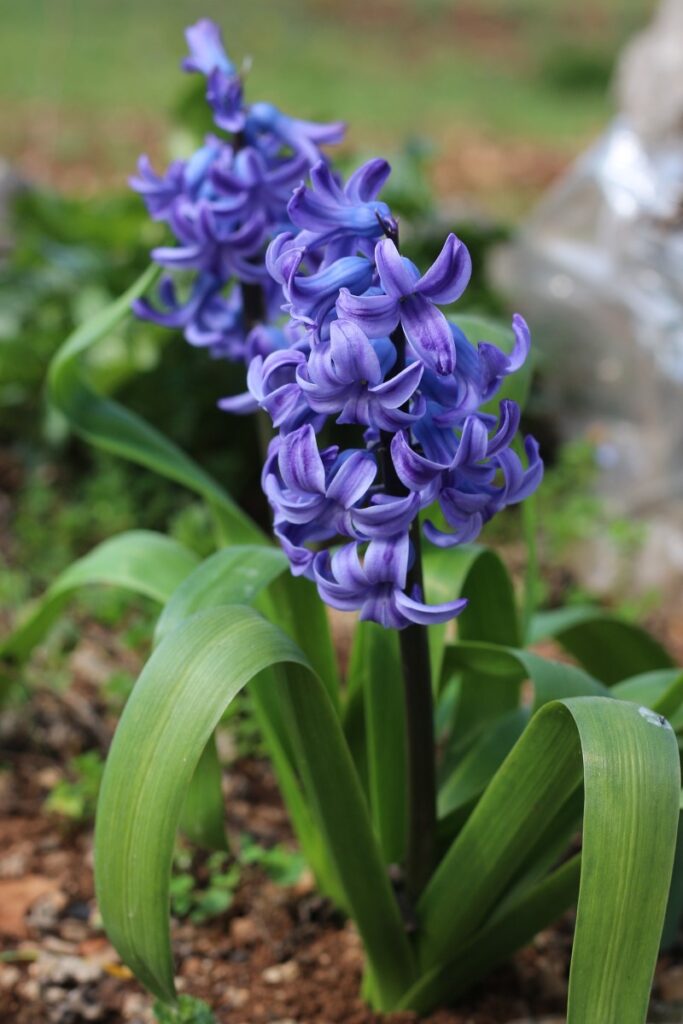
[[1, 640, 682, 1024]]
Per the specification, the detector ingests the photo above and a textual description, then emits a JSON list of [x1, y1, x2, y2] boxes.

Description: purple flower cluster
[[250, 160, 543, 628], [130, 19, 344, 369]]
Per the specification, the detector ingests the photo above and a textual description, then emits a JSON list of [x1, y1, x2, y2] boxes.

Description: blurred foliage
[[170, 849, 241, 924], [154, 995, 216, 1024], [537, 43, 614, 95], [44, 750, 105, 822], [170, 836, 304, 925]]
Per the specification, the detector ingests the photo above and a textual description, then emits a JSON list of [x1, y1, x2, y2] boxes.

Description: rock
[[0, 876, 61, 938], [221, 986, 249, 1009], [262, 960, 300, 985], [122, 991, 155, 1022], [0, 965, 20, 990], [25, 889, 68, 934], [30, 953, 101, 986], [0, 848, 30, 879], [229, 915, 259, 946]]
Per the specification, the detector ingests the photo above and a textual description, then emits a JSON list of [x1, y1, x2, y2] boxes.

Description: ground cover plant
[[3, 18, 683, 1024]]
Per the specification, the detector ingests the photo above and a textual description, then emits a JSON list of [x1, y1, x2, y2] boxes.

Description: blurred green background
[[0, 0, 654, 210]]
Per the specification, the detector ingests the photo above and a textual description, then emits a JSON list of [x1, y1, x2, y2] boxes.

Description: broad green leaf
[[1, 530, 199, 663], [48, 265, 263, 545], [153, 548, 339, 892], [612, 670, 683, 721], [399, 854, 581, 1012], [95, 606, 415, 1009], [258, 571, 341, 712], [425, 546, 520, 748], [416, 697, 680, 1023], [662, 808, 683, 950], [155, 546, 288, 644], [438, 708, 529, 826], [530, 606, 673, 684], [441, 643, 608, 711], [179, 734, 227, 851], [347, 621, 406, 864]]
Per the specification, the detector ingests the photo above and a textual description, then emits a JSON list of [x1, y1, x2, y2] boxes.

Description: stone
[[262, 960, 300, 984]]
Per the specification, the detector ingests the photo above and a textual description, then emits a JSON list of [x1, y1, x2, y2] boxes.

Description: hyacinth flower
[[254, 158, 542, 631], [130, 18, 345, 368]]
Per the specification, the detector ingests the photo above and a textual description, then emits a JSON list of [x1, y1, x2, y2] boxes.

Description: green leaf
[[152, 546, 340, 898], [95, 606, 415, 1009], [414, 697, 680, 1022], [1, 530, 199, 663], [178, 734, 227, 851], [441, 643, 608, 710], [612, 670, 683, 721], [530, 606, 674, 684], [48, 265, 263, 545], [426, 546, 520, 753], [155, 546, 288, 644], [399, 855, 581, 1012]]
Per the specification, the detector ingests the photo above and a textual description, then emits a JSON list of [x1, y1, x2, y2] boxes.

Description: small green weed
[[153, 994, 216, 1024], [44, 750, 105, 822]]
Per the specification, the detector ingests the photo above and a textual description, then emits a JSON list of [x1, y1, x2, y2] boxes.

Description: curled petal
[[218, 392, 258, 415], [486, 400, 520, 457], [346, 158, 392, 202], [329, 543, 369, 592], [416, 233, 472, 305], [370, 360, 423, 408], [391, 431, 448, 491], [326, 451, 377, 508], [394, 588, 468, 625], [375, 238, 420, 298], [508, 313, 532, 372], [279, 425, 326, 494], [352, 493, 420, 538], [453, 416, 489, 467], [183, 19, 235, 76]]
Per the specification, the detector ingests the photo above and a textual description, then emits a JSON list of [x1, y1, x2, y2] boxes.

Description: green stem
[[375, 220, 436, 900]]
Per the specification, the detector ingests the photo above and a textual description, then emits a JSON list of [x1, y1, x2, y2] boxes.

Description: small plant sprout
[[4, 18, 682, 1024]]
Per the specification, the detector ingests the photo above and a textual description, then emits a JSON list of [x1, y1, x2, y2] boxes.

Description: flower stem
[[376, 222, 436, 901]]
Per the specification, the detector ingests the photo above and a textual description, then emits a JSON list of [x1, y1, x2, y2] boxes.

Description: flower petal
[[336, 289, 400, 337], [278, 425, 326, 495], [363, 535, 409, 587], [394, 588, 468, 625], [401, 294, 456, 376], [345, 158, 392, 202], [416, 233, 472, 305], [369, 360, 423, 408], [326, 451, 377, 508], [390, 431, 447, 490], [375, 238, 420, 298], [329, 320, 382, 385]]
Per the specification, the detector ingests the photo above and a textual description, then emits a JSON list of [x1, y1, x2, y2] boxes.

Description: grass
[[0, 0, 654, 177]]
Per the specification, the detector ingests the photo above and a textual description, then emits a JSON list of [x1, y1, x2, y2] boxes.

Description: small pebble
[[262, 960, 300, 984]]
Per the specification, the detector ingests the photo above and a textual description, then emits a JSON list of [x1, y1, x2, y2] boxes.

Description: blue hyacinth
[[130, 19, 344, 366], [253, 159, 543, 628]]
